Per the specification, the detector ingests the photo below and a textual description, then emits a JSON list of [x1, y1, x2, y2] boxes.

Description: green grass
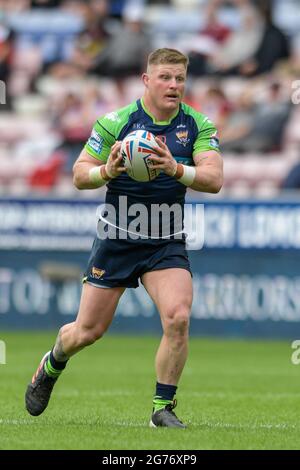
[[0, 332, 299, 450]]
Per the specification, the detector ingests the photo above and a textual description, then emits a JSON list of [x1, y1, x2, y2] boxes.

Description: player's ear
[[142, 73, 149, 87]]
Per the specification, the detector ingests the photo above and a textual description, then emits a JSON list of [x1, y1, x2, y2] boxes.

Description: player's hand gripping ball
[[121, 130, 160, 182]]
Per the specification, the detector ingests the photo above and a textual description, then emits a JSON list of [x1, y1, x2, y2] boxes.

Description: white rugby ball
[[121, 130, 160, 182]]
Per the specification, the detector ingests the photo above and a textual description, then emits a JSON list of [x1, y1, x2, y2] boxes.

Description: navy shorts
[[83, 237, 191, 288]]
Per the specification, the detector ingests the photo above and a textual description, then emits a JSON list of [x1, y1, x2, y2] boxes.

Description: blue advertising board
[[1, 198, 300, 338]]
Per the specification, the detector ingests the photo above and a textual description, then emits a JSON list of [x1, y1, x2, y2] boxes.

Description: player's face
[[143, 63, 187, 118]]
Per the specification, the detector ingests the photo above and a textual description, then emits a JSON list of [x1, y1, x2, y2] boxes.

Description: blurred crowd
[[1, 0, 300, 197]]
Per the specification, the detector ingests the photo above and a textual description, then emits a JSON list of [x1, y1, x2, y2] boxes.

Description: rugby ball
[[121, 130, 160, 182]]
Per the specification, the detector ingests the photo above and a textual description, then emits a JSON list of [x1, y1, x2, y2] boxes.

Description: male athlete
[[25, 48, 223, 428]]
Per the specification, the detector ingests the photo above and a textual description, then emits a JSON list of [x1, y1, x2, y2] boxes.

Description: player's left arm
[[149, 113, 223, 192], [150, 135, 223, 193], [189, 150, 223, 193]]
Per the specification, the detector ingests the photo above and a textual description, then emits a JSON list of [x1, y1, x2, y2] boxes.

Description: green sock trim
[[153, 397, 173, 412], [44, 358, 62, 378]]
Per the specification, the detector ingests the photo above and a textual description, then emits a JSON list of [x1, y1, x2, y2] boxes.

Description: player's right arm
[[73, 142, 124, 190], [73, 114, 128, 190], [73, 107, 135, 189]]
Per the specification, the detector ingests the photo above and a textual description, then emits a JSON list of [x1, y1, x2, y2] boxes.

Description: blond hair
[[147, 48, 189, 71]]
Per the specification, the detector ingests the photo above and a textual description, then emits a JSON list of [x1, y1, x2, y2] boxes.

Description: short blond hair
[[147, 48, 189, 71]]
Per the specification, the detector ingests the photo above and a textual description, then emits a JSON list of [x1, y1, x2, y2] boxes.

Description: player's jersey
[[85, 98, 219, 240]]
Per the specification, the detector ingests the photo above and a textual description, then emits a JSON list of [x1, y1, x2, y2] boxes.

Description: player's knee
[[173, 312, 190, 335], [164, 304, 190, 336], [76, 326, 105, 347]]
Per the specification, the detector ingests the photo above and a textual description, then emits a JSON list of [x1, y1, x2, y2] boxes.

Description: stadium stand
[[0, 0, 299, 197]]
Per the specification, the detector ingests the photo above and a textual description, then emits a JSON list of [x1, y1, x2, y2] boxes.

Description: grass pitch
[[0, 332, 299, 450]]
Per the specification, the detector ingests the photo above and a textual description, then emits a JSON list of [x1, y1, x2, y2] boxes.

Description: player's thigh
[[142, 268, 193, 323], [75, 282, 125, 331]]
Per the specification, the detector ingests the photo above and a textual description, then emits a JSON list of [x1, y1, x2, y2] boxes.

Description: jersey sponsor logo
[[209, 131, 220, 150], [176, 130, 190, 147], [91, 267, 105, 279], [87, 131, 104, 154], [210, 138, 220, 149], [177, 124, 186, 129], [105, 112, 121, 123], [91, 129, 102, 142], [133, 123, 145, 130]]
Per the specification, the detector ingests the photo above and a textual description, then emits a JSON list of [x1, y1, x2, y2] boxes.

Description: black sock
[[155, 382, 177, 401], [50, 349, 68, 370]]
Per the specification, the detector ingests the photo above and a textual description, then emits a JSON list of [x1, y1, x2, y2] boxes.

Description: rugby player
[[25, 48, 223, 428]]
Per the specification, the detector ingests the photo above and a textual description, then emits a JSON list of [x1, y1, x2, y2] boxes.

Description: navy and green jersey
[[85, 98, 219, 239]]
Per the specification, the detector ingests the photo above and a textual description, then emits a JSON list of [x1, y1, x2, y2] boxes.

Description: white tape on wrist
[[177, 165, 196, 186], [89, 166, 109, 187]]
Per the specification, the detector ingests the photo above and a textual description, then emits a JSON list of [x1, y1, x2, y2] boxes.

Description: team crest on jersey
[[91, 267, 105, 279], [176, 130, 190, 147]]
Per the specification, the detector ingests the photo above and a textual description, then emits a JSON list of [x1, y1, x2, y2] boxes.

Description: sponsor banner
[[1, 198, 300, 336], [0, 199, 97, 251], [1, 199, 300, 250], [1, 249, 300, 337]]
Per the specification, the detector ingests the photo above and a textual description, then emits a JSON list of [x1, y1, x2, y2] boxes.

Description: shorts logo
[[91, 267, 105, 279], [176, 130, 190, 147]]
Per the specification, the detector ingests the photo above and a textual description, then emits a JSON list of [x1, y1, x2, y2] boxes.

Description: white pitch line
[[55, 390, 132, 397], [55, 390, 300, 401], [0, 419, 36, 425], [188, 391, 300, 399], [0, 418, 145, 427], [0, 418, 297, 430], [196, 420, 297, 431]]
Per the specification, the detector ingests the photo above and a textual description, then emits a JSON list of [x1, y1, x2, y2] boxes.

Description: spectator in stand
[[187, 0, 232, 76], [282, 162, 300, 191], [71, 0, 111, 73], [199, 85, 231, 137], [0, 17, 14, 109], [0, 0, 30, 12], [91, 3, 151, 78], [147, 0, 171, 4], [53, 86, 112, 172], [182, 83, 201, 112], [208, 0, 264, 76], [51, 92, 88, 172], [46, 0, 111, 78], [201, 0, 232, 44], [239, 1, 290, 76], [30, 0, 62, 7], [221, 80, 291, 153]]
